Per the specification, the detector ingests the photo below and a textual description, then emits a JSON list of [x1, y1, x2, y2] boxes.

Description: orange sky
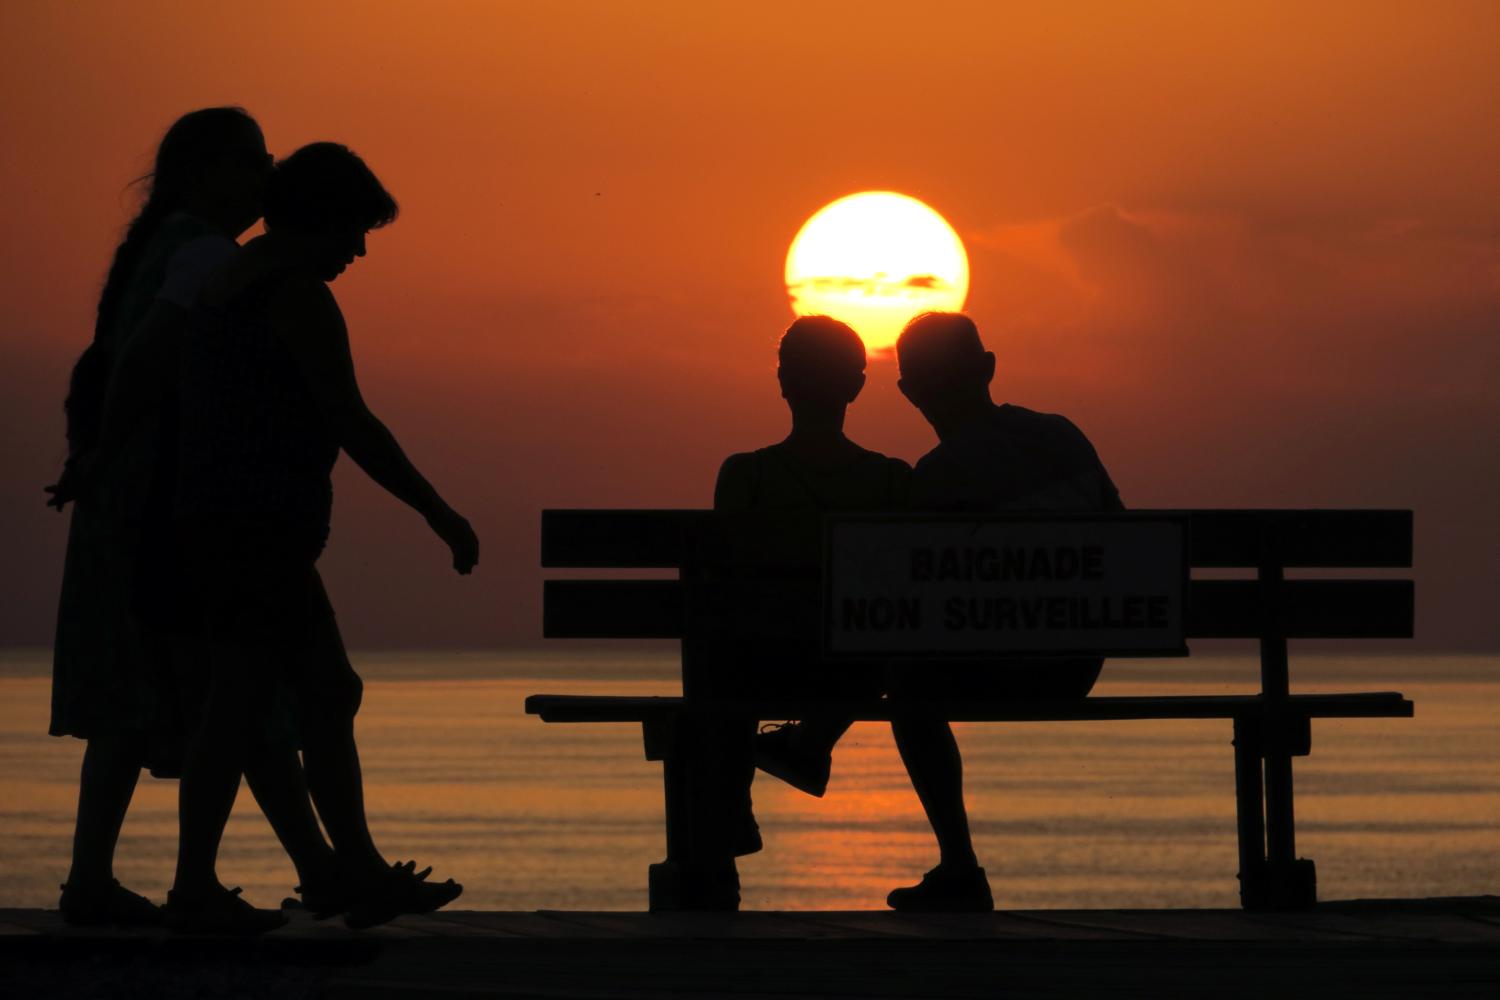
[[1, 1, 1496, 648]]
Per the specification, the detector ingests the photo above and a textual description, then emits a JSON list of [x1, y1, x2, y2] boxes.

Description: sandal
[[343, 860, 462, 930], [59, 880, 163, 927], [164, 885, 288, 935], [286, 859, 432, 919]]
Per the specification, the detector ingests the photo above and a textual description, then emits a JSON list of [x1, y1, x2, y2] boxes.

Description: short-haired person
[[884, 311, 1123, 911], [167, 144, 477, 932], [693, 316, 910, 907]]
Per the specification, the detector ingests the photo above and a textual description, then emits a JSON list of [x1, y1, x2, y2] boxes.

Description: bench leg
[[1234, 715, 1317, 910], [1263, 748, 1317, 909], [644, 717, 691, 911], [1233, 716, 1268, 909]]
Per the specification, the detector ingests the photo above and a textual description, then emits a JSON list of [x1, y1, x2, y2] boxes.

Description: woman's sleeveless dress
[[50, 214, 221, 776]]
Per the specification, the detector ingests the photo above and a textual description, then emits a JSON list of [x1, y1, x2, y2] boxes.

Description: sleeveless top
[[176, 273, 339, 554], [720, 443, 911, 512], [712, 441, 912, 692]]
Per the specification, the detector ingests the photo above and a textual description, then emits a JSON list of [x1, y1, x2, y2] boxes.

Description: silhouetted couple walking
[[698, 311, 1122, 911], [48, 108, 477, 933]]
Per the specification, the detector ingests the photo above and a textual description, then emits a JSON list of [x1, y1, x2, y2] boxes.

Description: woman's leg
[[65, 731, 144, 888]]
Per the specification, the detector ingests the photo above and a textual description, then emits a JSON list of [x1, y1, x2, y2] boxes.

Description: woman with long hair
[[48, 108, 274, 924], [165, 142, 474, 931]]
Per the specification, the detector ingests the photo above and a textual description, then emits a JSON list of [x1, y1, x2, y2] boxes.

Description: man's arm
[[269, 278, 478, 573]]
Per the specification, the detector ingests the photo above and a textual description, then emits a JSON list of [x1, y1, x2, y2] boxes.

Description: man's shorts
[[171, 516, 334, 650]]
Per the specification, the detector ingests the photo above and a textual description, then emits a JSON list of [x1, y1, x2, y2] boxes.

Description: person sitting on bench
[[689, 315, 911, 907], [756, 310, 1125, 912]]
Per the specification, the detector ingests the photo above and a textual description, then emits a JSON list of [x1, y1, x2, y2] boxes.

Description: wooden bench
[[527, 509, 1414, 911]]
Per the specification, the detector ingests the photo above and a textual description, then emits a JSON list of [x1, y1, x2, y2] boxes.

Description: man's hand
[[44, 452, 99, 512], [426, 505, 479, 574]]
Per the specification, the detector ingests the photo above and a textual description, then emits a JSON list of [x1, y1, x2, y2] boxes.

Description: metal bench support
[[644, 716, 691, 911], [1239, 533, 1320, 909]]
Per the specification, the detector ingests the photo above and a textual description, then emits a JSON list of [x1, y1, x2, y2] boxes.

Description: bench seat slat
[[524, 692, 1414, 723]]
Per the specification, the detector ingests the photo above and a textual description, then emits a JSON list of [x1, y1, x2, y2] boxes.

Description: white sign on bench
[[824, 515, 1189, 658]]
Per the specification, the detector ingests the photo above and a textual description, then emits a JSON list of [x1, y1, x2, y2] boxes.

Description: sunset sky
[[1, 1, 1496, 649]]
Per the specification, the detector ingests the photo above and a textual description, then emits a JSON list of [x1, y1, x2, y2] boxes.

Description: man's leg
[[289, 612, 384, 870], [890, 716, 978, 869], [166, 637, 288, 932], [171, 640, 267, 896], [242, 740, 338, 890], [884, 667, 992, 911], [174, 631, 339, 891], [754, 661, 879, 796], [286, 590, 463, 925]]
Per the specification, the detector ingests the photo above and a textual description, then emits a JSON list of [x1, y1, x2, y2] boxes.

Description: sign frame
[[821, 512, 1191, 660]]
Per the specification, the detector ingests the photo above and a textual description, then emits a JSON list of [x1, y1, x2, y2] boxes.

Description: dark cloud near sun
[[964, 203, 1500, 646]]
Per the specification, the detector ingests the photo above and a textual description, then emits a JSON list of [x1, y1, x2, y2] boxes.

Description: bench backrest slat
[[1187, 510, 1411, 568], [541, 509, 1413, 569]]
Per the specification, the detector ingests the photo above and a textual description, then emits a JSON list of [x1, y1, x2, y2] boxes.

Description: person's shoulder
[[911, 442, 964, 485], [999, 403, 1096, 447], [157, 233, 241, 308], [714, 450, 765, 510], [884, 454, 914, 477], [151, 212, 215, 251], [912, 445, 946, 472], [717, 450, 760, 476], [268, 270, 340, 317], [846, 442, 913, 475], [997, 402, 1071, 428], [166, 232, 237, 263]]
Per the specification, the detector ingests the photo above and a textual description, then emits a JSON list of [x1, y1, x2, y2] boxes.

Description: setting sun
[[785, 191, 969, 352]]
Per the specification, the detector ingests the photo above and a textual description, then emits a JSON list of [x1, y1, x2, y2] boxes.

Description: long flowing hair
[[62, 106, 259, 456]]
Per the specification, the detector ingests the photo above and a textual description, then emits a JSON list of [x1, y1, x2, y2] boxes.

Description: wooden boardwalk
[[4, 898, 1499, 998]]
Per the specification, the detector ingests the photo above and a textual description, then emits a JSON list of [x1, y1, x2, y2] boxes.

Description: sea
[[1, 648, 1495, 912]]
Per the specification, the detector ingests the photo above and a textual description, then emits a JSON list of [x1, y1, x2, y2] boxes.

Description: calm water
[[1, 648, 1495, 911]]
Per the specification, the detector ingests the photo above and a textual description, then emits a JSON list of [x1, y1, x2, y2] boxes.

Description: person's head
[[264, 142, 397, 282], [155, 106, 272, 237], [777, 315, 867, 419], [67, 107, 269, 456], [895, 312, 996, 430]]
